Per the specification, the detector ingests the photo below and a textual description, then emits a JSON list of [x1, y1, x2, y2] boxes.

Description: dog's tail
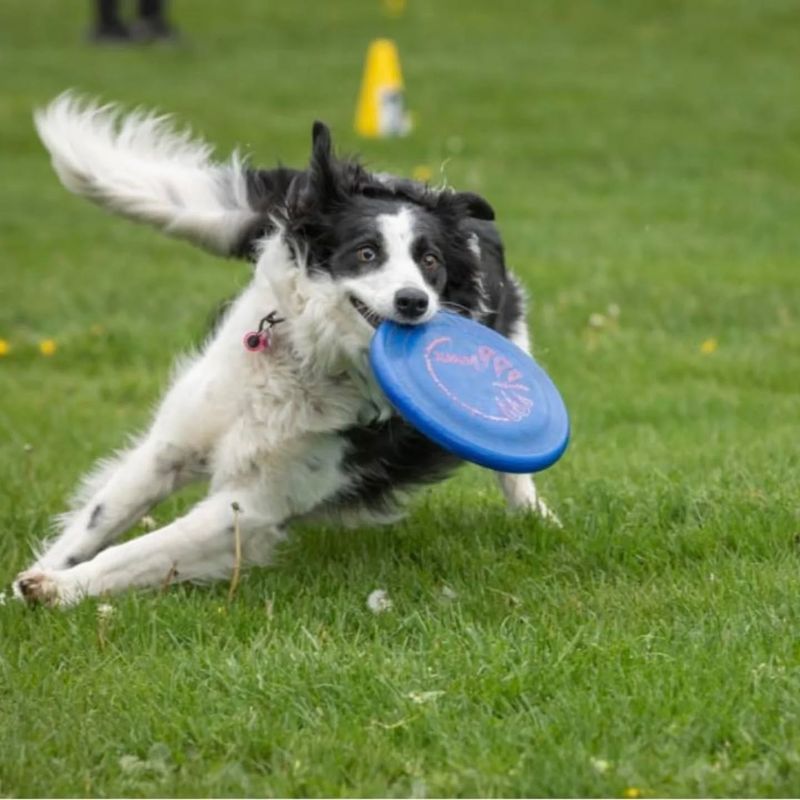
[[34, 92, 289, 258]]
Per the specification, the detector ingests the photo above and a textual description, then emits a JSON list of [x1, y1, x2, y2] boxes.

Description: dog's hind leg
[[14, 485, 281, 606]]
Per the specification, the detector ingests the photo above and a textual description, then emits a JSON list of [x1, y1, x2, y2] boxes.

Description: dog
[[13, 93, 557, 606]]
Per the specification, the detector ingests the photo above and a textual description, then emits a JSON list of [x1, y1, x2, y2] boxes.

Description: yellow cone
[[354, 39, 411, 138]]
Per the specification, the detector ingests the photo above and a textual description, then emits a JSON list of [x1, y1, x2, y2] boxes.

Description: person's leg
[[134, 0, 179, 41], [90, 0, 131, 42], [138, 0, 161, 20]]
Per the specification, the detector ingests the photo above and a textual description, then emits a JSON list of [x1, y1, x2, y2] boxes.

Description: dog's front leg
[[31, 436, 206, 572], [14, 485, 281, 606], [30, 352, 231, 572]]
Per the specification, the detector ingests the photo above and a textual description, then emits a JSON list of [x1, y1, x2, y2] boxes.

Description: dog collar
[[243, 310, 285, 352]]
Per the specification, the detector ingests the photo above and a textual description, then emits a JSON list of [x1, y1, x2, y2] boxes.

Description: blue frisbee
[[369, 311, 569, 473]]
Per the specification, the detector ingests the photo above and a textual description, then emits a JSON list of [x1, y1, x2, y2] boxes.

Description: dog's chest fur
[[185, 272, 397, 519]]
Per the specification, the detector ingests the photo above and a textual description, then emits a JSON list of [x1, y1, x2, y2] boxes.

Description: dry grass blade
[[160, 562, 178, 594], [228, 501, 242, 603]]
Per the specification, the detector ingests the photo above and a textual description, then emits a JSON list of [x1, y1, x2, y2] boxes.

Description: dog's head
[[268, 122, 495, 354]]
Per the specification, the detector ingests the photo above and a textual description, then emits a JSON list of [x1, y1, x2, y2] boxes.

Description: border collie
[[13, 93, 557, 606]]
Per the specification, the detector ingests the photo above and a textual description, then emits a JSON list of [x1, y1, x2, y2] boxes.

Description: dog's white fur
[[14, 95, 557, 607]]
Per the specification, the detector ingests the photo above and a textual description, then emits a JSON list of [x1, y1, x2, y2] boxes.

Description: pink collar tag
[[243, 330, 271, 352], [243, 310, 284, 353]]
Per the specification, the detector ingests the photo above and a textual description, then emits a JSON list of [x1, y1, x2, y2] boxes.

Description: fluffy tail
[[34, 92, 263, 256]]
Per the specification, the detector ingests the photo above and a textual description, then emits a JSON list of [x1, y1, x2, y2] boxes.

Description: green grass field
[[2, 0, 800, 796]]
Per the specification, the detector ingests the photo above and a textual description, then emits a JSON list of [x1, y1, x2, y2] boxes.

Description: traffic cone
[[354, 38, 412, 138]]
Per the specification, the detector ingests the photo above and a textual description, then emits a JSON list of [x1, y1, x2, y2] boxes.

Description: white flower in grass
[[97, 602, 115, 619], [440, 585, 458, 601], [590, 756, 611, 774], [140, 514, 157, 531], [0, 591, 6, 606], [367, 589, 393, 614], [588, 312, 607, 329], [407, 690, 445, 704], [119, 754, 144, 774]]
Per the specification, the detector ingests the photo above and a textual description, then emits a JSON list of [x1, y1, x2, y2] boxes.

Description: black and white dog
[[14, 93, 557, 606]]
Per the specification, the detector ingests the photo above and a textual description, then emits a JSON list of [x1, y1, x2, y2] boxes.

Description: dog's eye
[[421, 252, 440, 270], [357, 246, 377, 263]]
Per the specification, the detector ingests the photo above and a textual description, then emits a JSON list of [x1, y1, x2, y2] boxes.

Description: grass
[[1, 0, 800, 795]]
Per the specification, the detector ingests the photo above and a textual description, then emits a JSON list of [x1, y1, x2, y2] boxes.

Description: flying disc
[[369, 311, 569, 473]]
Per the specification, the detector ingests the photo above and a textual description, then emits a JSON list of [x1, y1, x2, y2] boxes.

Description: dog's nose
[[394, 287, 429, 320]]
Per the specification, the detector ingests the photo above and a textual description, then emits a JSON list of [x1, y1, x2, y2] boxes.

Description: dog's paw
[[13, 569, 79, 607], [499, 475, 563, 528], [499, 475, 563, 527], [507, 494, 562, 527]]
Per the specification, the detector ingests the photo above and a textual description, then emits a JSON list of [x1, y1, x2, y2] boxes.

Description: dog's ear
[[308, 120, 341, 205], [453, 190, 495, 221], [311, 120, 332, 165], [286, 121, 342, 219]]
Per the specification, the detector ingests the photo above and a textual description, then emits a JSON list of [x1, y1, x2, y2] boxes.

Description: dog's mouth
[[349, 296, 384, 329]]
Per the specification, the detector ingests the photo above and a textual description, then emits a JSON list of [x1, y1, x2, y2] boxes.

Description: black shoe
[[87, 22, 132, 44], [130, 17, 180, 43]]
